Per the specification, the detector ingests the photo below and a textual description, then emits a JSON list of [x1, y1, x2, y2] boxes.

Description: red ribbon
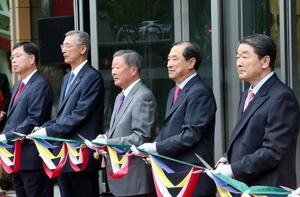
[[108, 156, 132, 179], [43, 143, 68, 178], [1, 140, 22, 173], [69, 146, 89, 171]]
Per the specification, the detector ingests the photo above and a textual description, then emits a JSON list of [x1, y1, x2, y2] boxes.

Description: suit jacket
[[155, 74, 217, 196], [226, 73, 300, 188], [0, 73, 11, 131], [105, 80, 157, 196], [42, 62, 105, 172], [3, 71, 53, 170]]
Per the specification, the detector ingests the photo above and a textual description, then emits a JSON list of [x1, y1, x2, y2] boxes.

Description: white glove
[[0, 134, 7, 143], [214, 157, 228, 168], [92, 137, 107, 145], [288, 187, 300, 197], [138, 142, 157, 153], [131, 145, 148, 157], [212, 164, 233, 177], [28, 127, 47, 137], [95, 134, 107, 139]]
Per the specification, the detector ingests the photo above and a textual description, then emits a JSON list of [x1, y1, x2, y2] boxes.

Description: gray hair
[[65, 30, 90, 55], [113, 49, 142, 73]]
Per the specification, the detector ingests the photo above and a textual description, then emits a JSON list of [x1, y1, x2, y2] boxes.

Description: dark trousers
[[11, 169, 53, 197], [57, 171, 99, 197]]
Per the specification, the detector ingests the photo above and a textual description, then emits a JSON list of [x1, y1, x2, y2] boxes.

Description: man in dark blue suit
[[133, 41, 217, 197], [32, 30, 105, 197], [0, 41, 53, 197], [214, 34, 300, 190]]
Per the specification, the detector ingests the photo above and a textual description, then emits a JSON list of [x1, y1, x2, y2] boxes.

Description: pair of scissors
[[194, 153, 215, 170]]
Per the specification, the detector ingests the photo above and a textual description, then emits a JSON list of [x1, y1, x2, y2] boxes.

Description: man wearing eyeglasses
[[0, 41, 54, 197], [32, 30, 105, 197]]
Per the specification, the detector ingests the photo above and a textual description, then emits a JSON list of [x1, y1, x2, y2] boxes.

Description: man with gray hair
[[93, 49, 158, 196], [32, 30, 105, 197]]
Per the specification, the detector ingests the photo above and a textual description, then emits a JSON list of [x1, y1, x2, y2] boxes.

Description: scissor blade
[[194, 153, 212, 170], [279, 185, 293, 191], [12, 131, 27, 137], [77, 133, 86, 141]]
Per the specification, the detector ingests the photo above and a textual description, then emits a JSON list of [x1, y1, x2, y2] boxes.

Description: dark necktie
[[243, 90, 254, 111], [13, 82, 25, 105], [173, 86, 181, 103], [116, 92, 125, 117], [65, 71, 75, 97]]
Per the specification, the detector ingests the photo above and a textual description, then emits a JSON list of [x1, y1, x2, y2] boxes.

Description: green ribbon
[[1, 135, 293, 195]]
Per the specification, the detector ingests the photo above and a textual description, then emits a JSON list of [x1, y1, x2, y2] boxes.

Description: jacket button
[[242, 143, 245, 147]]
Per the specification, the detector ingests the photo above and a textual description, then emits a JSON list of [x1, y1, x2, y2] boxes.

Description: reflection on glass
[[240, 0, 280, 90], [189, 0, 212, 87], [96, 0, 174, 131]]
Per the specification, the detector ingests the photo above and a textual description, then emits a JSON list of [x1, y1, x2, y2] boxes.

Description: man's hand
[[28, 127, 47, 137], [214, 157, 228, 169], [0, 111, 6, 122], [138, 142, 157, 153], [0, 134, 7, 143], [131, 145, 148, 157], [92, 137, 107, 145], [212, 164, 233, 177], [288, 187, 300, 197]]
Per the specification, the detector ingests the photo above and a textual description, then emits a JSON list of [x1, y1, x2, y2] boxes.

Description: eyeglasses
[[60, 44, 84, 50], [10, 53, 31, 61]]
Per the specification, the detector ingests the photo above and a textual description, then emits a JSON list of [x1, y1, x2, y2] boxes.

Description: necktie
[[13, 82, 25, 105], [116, 92, 125, 116], [243, 90, 254, 111], [173, 86, 181, 103], [65, 71, 75, 97]]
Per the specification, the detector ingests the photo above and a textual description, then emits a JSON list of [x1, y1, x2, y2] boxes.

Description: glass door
[[95, 0, 174, 133]]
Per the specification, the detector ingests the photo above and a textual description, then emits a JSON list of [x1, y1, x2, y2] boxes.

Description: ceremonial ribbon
[[66, 143, 88, 172], [0, 136, 295, 196], [0, 140, 22, 173], [107, 146, 132, 179], [150, 156, 202, 197]]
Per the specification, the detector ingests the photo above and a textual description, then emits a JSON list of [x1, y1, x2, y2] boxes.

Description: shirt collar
[[22, 69, 38, 85], [249, 71, 274, 94], [72, 60, 88, 77], [123, 79, 141, 97], [177, 72, 197, 90]]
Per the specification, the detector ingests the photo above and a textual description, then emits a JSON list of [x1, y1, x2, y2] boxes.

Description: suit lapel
[[227, 74, 278, 150], [108, 81, 142, 138], [165, 75, 199, 119], [8, 72, 39, 116], [58, 63, 89, 112]]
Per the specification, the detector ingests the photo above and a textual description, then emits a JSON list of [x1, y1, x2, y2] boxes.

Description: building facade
[[2, 0, 300, 192]]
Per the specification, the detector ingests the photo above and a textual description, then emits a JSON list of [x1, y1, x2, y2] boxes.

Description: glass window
[[296, 1, 300, 102], [96, 0, 174, 132], [189, 0, 212, 87], [241, 0, 280, 90], [0, 0, 11, 86]]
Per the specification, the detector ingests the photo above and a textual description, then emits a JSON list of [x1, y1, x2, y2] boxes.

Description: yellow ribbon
[[150, 156, 191, 188]]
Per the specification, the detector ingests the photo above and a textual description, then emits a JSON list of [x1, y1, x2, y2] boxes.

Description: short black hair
[[171, 41, 202, 70], [239, 34, 276, 71], [13, 41, 40, 65]]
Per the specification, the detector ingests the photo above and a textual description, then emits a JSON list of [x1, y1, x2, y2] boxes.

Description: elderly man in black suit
[[214, 34, 300, 192], [133, 41, 217, 197]]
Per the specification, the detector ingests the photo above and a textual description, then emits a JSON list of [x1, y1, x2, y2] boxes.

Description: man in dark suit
[[32, 30, 105, 197], [0, 41, 53, 197], [133, 41, 217, 197], [92, 50, 157, 197], [213, 34, 300, 190]]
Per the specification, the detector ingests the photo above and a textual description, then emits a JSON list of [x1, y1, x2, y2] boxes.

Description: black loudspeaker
[[38, 15, 74, 66]]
